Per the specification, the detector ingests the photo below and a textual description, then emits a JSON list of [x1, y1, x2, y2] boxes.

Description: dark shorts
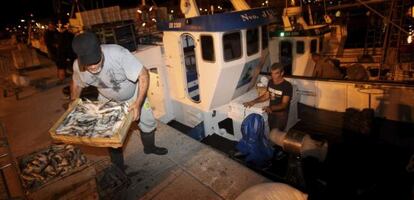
[[268, 112, 288, 131]]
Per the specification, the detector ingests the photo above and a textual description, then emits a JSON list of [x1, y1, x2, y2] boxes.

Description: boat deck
[[200, 103, 414, 200]]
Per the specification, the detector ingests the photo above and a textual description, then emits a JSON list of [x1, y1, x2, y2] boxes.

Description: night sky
[[0, 0, 172, 31], [0, 0, 54, 29]]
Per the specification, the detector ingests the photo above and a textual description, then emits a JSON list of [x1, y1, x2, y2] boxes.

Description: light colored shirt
[[72, 44, 143, 101]]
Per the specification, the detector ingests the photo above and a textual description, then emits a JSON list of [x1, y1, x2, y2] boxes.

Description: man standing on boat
[[243, 63, 292, 131], [70, 31, 168, 168], [311, 53, 343, 79]]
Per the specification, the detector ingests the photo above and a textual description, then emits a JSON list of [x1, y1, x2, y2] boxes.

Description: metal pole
[[379, 0, 395, 80], [356, 0, 409, 35], [307, 5, 314, 25]]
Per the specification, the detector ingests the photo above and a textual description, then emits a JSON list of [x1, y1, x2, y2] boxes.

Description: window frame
[[246, 28, 259, 56], [200, 34, 216, 62], [223, 31, 243, 62], [296, 40, 305, 54], [261, 25, 269, 50], [310, 39, 317, 53]]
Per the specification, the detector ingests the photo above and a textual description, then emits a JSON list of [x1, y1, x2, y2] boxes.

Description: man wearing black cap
[[70, 31, 168, 168]]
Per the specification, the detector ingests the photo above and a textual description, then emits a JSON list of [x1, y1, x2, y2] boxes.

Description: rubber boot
[[140, 131, 168, 155], [108, 147, 125, 172]]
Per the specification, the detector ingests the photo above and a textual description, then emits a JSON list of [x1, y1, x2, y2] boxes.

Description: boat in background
[[134, 0, 414, 142]]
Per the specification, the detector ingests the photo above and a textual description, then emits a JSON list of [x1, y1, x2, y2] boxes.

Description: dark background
[[0, 0, 172, 30]]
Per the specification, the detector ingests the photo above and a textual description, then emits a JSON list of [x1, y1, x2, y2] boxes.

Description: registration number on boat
[[169, 22, 182, 28]]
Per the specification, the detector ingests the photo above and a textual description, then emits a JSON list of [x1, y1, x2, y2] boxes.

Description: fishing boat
[[129, 0, 414, 198]]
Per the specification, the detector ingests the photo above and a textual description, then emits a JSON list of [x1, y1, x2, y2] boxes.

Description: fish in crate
[[18, 144, 88, 191], [56, 99, 129, 138]]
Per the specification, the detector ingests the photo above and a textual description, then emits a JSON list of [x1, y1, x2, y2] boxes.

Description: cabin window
[[223, 32, 242, 61], [181, 34, 200, 103], [261, 25, 268, 50], [246, 28, 259, 56], [296, 41, 305, 54], [200, 35, 215, 62], [280, 41, 292, 75], [310, 39, 317, 53]]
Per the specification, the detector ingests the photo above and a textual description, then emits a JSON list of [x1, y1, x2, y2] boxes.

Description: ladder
[[363, 3, 386, 56], [355, 0, 410, 79], [382, 0, 410, 79]]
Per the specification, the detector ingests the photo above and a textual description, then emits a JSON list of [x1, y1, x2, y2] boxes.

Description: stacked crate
[[121, 8, 138, 22], [92, 21, 137, 52], [75, 9, 104, 27], [72, 6, 122, 28], [11, 45, 40, 69], [113, 23, 137, 52], [101, 6, 122, 23]]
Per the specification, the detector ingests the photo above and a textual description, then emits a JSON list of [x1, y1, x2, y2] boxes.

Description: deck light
[[280, 32, 285, 37], [410, 6, 414, 18], [335, 11, 341, 17]]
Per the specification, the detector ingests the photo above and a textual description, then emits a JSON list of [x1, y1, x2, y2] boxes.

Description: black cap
[[72, 31, 102, 68]]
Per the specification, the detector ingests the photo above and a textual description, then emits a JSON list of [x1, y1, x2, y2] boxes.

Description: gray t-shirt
[[72, 44, 143, 101]]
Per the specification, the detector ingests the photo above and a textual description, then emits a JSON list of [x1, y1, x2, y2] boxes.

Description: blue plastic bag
[[236, 113, 274, 166]]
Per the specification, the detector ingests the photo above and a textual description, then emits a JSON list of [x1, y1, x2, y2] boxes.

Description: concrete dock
[[0, 52, 269, 199]]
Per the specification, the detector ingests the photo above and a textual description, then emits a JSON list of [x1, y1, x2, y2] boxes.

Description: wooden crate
[[76, 10, 104, 27], [121, 8, 138, 21], [11, 48, 40, 70], [26, 165, 96, 200], [55, 179, 99, 200], [101, 6, 122, 23], [16, 146, 97, 200], [49, 99, 134, 148]]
